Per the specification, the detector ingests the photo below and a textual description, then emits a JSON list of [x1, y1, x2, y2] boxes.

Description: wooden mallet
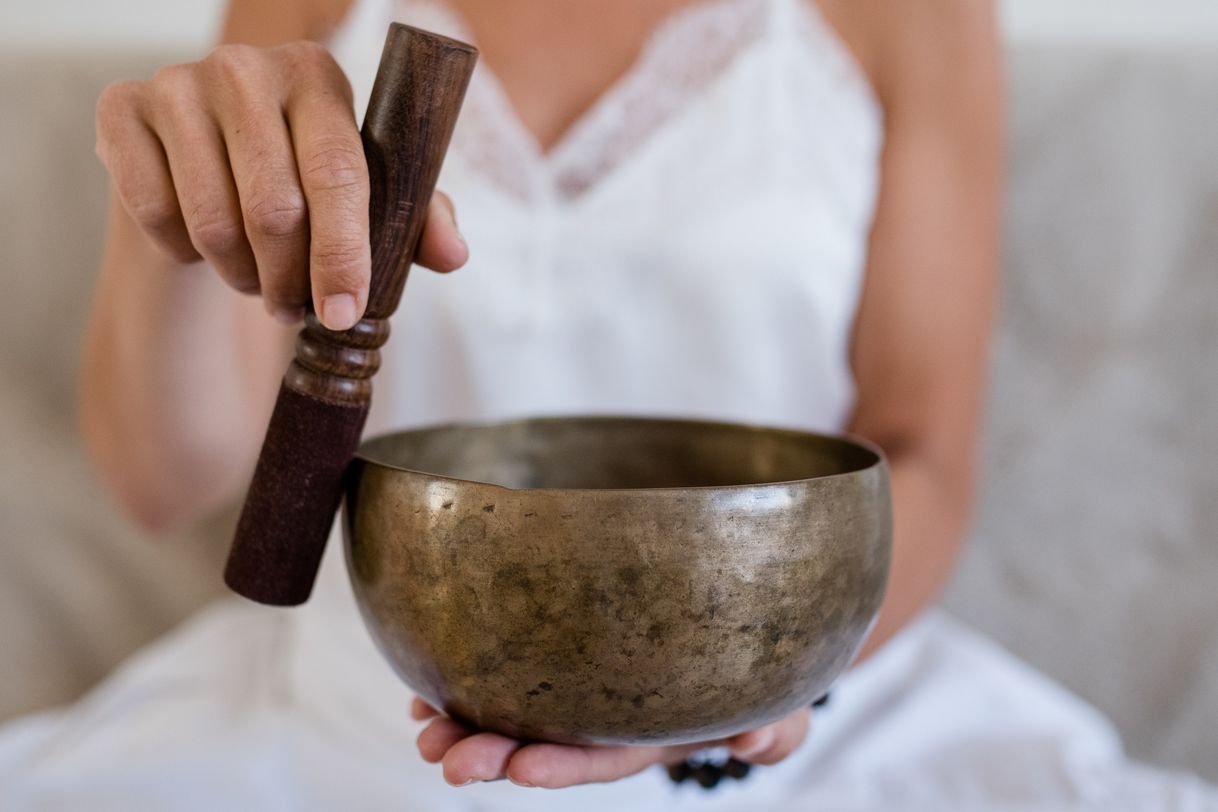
[[224, 24, 478, 606]]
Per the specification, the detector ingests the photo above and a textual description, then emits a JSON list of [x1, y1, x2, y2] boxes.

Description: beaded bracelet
[[664, 693, 830, 789]]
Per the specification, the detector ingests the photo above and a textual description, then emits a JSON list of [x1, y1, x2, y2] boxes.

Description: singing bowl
[[342, 415, 891, 746]]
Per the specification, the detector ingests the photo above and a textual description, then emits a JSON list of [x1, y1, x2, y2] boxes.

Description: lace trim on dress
[[395, 0, 879, 202], [543, 0, 771, 199], [397, 0, 772, 201]]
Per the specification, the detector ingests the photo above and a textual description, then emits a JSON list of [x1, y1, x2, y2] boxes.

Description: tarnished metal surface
[[342, 416, 891, 746]]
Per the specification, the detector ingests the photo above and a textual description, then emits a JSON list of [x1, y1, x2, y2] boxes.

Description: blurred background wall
[[0, 0, 223, 49], [4, 0, 1218, 49], [1, 0, 1215, 784]]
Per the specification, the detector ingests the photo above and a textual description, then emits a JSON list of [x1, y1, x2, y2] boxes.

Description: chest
[[333, 0, 887, 432], [443, 0, 702, 152]]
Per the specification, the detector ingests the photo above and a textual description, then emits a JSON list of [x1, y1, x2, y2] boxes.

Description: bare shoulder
[[812, 0, 1001, 110], [220, 0, 356, 45]]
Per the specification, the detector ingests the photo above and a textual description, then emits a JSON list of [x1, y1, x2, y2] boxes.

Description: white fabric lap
[[4, 562, 1213, 811]]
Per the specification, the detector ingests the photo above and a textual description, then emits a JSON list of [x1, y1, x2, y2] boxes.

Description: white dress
[[1, 0, 1214, 809]]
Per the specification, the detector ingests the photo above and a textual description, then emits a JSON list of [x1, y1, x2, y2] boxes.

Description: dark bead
[[692, 763, 723, 789], [666, 761, 693, 783], [723, 758, 752, 779], [666, 753, 755, 788], [812, 692, 831, 708]]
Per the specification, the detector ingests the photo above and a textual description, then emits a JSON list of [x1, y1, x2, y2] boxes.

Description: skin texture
[[82, 0, 1002, 792]]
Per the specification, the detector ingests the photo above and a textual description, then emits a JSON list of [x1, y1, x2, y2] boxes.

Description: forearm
[[844, 0, 1002, 663], [79, 199, 291, 533], [853, 447, 973, 662]]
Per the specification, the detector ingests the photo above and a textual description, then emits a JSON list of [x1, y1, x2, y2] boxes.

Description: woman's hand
[[411, 696, 811, 788], [94, 41, 467, 331]]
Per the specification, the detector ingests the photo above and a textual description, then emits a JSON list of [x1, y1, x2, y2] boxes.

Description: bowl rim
[[351, 413, 887, 496]]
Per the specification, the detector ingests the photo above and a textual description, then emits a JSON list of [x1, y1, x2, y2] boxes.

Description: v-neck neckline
[[442, 0, 769, 157], [407, 0, 777, 201]]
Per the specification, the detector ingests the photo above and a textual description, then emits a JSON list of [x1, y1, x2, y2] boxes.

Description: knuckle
[[301, 138, 367, 195], [149, 63, 198, 102], [127, 194, 180, 235], [245, 187, 307, 239], [279, 39, 336, 72], [280, 41, 352, 101], [95, 80, 140, 121], [95, 82, 142, 164], [203, 44, 261, 81], [187, 205, 243, 256], [201, 46, 273, 107]]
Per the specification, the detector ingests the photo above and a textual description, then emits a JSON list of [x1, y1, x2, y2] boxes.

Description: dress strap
[[765, 0, 802, 39], [765, 0, 883, 115]]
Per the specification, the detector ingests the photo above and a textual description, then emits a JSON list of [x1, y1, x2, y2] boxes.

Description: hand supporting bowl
[[342, 415, 891, 746]]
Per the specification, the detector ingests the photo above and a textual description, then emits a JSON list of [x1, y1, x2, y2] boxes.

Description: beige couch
[[1, 40, 1215, 782]]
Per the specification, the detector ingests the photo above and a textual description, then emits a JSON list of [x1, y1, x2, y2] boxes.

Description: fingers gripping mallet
[[224, 25, 477, 605]]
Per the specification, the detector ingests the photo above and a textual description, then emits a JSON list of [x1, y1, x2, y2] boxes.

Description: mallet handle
[[224, 25, 477, 606]]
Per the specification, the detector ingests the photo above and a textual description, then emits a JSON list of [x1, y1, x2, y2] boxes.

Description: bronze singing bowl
[[342, 416, 891, 746]]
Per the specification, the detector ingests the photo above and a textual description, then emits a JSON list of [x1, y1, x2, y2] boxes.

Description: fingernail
[[319, 293, 358, 331], [734, 731, 775, 759], [509, 778, 535, 788], [271, 306, 304, 327], [451, 778, 479, 787]]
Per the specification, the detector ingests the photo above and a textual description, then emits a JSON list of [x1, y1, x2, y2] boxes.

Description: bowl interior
[[356, 415, 880, 489]]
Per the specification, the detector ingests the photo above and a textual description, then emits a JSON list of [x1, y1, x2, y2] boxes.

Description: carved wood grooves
[[282, 24, 477, 406], [285, 313, 389, 403]]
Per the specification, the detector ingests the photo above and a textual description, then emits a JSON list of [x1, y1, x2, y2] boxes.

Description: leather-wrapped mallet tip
[[225, 383, 369, 606]]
